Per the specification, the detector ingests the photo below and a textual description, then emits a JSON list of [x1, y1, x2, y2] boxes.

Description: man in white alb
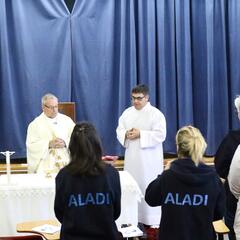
[[116, 84, 166, 226], [26, 93, 75, 173]]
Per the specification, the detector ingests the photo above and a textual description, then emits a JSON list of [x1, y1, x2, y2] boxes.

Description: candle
[[6, 151, 11, 183], [0, 151, 15, 184]]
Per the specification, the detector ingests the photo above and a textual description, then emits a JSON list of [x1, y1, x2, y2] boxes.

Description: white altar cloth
[[0, 171, 142, 235]]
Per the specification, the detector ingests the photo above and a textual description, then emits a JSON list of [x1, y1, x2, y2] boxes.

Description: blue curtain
[[0, 0, 240, 159]]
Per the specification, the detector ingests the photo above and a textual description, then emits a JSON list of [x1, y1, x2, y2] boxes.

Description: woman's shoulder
[[104, 163, 119, 176], [224, 130, 240, 142], [56, 166, 68, 178]]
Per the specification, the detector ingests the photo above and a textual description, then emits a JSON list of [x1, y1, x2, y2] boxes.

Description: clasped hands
[[49, 138, 66, 149], [126, 128, 140, 140]]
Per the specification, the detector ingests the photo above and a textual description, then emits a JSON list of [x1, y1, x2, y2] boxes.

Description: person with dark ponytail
[[145, 126, 225, 240], [54, 121, 121, 240]]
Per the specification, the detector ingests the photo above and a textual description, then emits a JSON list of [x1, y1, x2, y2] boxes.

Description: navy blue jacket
[[215, 130, 240, 179], [145, 158, 225, 240], [54, 164, 121, 240]]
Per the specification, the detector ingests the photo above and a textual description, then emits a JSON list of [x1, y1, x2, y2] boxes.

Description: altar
[[0, 171, 142, 235]]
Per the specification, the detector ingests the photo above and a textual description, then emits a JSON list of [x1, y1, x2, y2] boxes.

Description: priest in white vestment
[[26, 93, 75, 173], [116, 84, 166, 226]]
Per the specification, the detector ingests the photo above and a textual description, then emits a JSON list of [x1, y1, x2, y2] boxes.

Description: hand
[[126, 128, 140, 140], [49, 138, 66, 149]]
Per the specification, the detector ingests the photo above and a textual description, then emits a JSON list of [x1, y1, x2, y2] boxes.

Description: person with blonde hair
[[145, 126, 225, 240], [214, 95, 240, 240]]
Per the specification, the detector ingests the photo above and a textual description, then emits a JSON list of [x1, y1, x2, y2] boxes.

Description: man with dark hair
[[116, 84, 166, 228]]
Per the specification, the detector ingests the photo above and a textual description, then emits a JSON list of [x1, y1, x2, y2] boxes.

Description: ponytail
[[176, 126, 207, 165]]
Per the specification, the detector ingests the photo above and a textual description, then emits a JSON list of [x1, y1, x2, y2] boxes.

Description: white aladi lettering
[[164, 193, 208, 206], [68, 192, 110, 207]]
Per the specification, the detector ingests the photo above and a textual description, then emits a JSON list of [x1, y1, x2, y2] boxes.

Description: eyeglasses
[[131, 95, 145, 101], [44, 104, 58, 110]]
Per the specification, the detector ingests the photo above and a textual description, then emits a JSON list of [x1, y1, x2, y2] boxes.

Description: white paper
[[118, 225, 143, 238], [32, 224, 60, 234]]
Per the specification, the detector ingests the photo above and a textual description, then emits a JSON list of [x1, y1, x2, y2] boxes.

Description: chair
[[0, 235, 43, 240], [58, 102, 76, 122], [213, 219, 230, 240]]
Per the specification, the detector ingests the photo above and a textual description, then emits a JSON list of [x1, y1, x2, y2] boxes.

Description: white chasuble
[[26, 113, 75, 173], [117, 102, 166, 225]]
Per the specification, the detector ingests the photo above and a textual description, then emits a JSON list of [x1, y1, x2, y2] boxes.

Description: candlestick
[[0, 151, 15, 184]]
